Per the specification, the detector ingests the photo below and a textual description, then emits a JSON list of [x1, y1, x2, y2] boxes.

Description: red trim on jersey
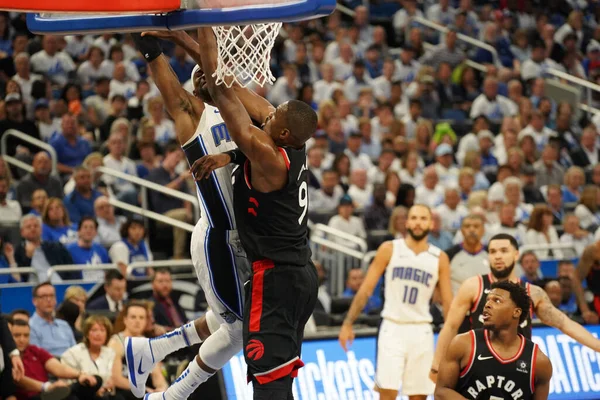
[[459, 330, 477, 378], [484, 330, 526, 364], [530, 344, 538, 394], [249, 259, 275, 332], [278, 147, 290, 170], [244, 159, 252, 189], [526, 282, 534, 318], [471, 275, 483, 313], [252, 357, 305, 384]]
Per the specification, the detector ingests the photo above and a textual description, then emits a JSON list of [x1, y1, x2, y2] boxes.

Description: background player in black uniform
[[431, 233, 600, 384], [192, 27, 318, 400], [435, 281, 552, 400]]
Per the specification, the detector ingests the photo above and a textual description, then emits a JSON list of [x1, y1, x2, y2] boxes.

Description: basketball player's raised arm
[[338, 241, 392, 352], [531, 285, 600, 352], [533, 348, 552, 400], [144, 30, 275, 123], [431, 276, 479, 382], [131, 33, 201, 143], [434, 334, 470, 400], [195, 27, 282, 169], [437, 252, 453, 319]]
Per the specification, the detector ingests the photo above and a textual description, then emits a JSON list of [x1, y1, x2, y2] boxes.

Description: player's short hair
[[284, 100, 318, 146], [490, 281, 531, 323], [488, 233, 519, 251]]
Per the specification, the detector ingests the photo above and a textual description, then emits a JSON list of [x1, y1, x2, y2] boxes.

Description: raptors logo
[[246, 339, 265, 361]]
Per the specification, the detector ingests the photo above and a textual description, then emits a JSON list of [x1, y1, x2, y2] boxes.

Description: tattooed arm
[[531, 285, 600, 352], [338, 241, 392, 352]]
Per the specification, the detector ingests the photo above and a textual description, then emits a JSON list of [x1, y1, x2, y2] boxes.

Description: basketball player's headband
[[191, 64, 201, 83]]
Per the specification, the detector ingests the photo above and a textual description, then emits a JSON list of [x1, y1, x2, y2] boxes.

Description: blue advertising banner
[[222, 326, 600, 400]]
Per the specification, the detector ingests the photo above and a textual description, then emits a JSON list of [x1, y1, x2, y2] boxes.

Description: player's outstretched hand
[[338, 323, 355, 352], [191, 153, 232, 180]]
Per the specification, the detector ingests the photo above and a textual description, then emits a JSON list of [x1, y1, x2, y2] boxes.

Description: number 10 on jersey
[[403, 286, 418, 304]]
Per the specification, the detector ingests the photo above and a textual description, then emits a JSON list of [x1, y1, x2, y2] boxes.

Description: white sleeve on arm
[[109, 242, 130, 265]]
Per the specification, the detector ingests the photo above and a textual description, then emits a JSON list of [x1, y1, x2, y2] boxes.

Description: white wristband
[[41, 382, 50, 392], [9, 349, 19, 358]]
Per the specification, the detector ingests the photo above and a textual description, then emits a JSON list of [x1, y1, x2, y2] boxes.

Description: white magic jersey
[[182, 103, 237, 230], [381, 239, 441, 324]]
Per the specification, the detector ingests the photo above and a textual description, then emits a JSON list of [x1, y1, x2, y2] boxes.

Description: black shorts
[[243, 259, 318, 385]]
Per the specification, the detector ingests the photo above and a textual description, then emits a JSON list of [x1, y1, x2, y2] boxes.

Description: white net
[[212, 23, 282, 88]]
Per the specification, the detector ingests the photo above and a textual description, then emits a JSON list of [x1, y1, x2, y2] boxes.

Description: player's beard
[[407, 228, 430, 242], [490, 261, 515, 279]]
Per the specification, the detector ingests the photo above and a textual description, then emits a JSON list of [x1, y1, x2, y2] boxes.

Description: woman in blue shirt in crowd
[[67, 216, 111, 281], [41, 197, 78, 244], [108, 217, 152, 277]]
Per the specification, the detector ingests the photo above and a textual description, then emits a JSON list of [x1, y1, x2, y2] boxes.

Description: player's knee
[[252, 376, 292, 400], [227, 321, 243, 347]]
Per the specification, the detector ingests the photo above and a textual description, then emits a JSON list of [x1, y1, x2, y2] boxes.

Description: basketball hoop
[[212, 23, 281, 88]]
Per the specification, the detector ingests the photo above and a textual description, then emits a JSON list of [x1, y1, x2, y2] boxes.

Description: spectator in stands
[[109, 62, 136, 99], [560, 214, 594, 257], [562, 166, 585, 203], [546, 184, 566, 225], [56, 285, 87, 342], [268, 63, 300, 106], [13, 52, 42, 107], [306, 146, 323, 189], [470, 77, 516, 120], [15, 214, 75, 283], [67, 217, 111, 281], [575, 185, 600, 230], [150, 268, 187, 330], [344, 60, 372, 103], [49, 113, 91, 177], [488, 203, 528, 246], [135, 139, 159, 180], [146, 96, 176, 146], [347, 169, 371, 210], [0, 93, 41, 158], [94, 196, 126, 248], [519, 165, 544, 205], [432, 143, 459, 188], [28, 282, 77, 357], [557, 261, 579, 315], [328, 194, 366, 241], [64, 166, 103, 224], [415, 165, 444, 208], [11, 318, 100, 400], [526, 204, 563, 260], [519, 251, 543, 284], [61, 315, 118, 399], [428, 210, 454, 252], [570, 126, 599, 168], [109, 217, 152, 277], [342, 267, 381, 314], [87, 270, 127, 313], [29, 35, 76, 87], [77, 46, 105, 86], [388, 205, 408, 239], [41, 197, 77, 244], [521, 40, 556, 82], [0, 235, 18, 284], [421, 28, 465, 69], [363, 183, 391, 231], [15, 152, 63, 210], [543, 279, 562, 308], [397, 150, 421, 187], [457, 167, 476, 201], [345, 131, 373, 171], [401, 99, 423, 140], [108, 301, 168, 398], [0, 174, 21, 224], [384, 171, 401, 207], [534, 144, 565, 189], [310, 169, 344, 212], [446, 214, 489, 294], [503, 176, 534, 221], [103, 132, 138, 205], [100, 95, 127, 142], [8, 309, 30, 324], [436, 187, 468, 232]]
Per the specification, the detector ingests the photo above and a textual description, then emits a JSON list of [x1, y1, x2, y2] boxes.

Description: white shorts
[[375, 319, 435, 395], [190, 219, 250, 325]]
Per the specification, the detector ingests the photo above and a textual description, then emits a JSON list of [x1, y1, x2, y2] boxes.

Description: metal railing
[[97, 165, 200, 223], [47, 259, 193, 280], [519, 243, 578, 260], [412, 16, 500, 67], [546, 68, 600, 116], [0, 129, 58, 175]]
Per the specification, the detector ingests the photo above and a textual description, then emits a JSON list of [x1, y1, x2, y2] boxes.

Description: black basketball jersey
[[233, 146, 312, 266], [467, 275, 533, 339], [457, 329, 538, 400], [585, 259, 600, 295]]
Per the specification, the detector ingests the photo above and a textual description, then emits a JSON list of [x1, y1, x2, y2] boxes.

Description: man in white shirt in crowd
[[401, 99, 423, 139], [534, 144, 565, 188], [433, 143, 459, 187], [469, 76, 516, 120], [347, 169, 372, 210], [372, 59, 395, 102], [267, 63, 300, 106], [344, 60, 372, 103], [307, 146, 324, 189], [519, 110, 556, 151], [487, 202, 528, 246], [309, 169, 345, 213], [327, 194, 367, 242], [30, 35, 76, 86], [521, 40, 557, 82], [0, 175, 22, 224], [94, 196, 126, 248], [332, 42, 355, 81], [12, 53, 42, 109], [338, 97, 359, 136], [87, 270, 127, 312], [345, 131, 374, 171], [368, 149, 396, 184], [109, 62, 136, 99], [76, 46, 106, 86], [393, 46, 420, 85], [426, 0, 456, 26], [415, 165, 445, 208], [571, 126, 599, 167], [313, 63, 342, 104], [436, 187, 468, 232], [503, 176, 534, 221], [102, 133, 138, 204]]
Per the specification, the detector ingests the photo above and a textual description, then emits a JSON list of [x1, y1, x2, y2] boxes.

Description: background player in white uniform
[[339, 204, 453, 400], [125, 31, 276, 400]]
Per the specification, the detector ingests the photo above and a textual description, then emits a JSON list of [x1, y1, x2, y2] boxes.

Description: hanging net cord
[[212, 23, 282, 88]]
